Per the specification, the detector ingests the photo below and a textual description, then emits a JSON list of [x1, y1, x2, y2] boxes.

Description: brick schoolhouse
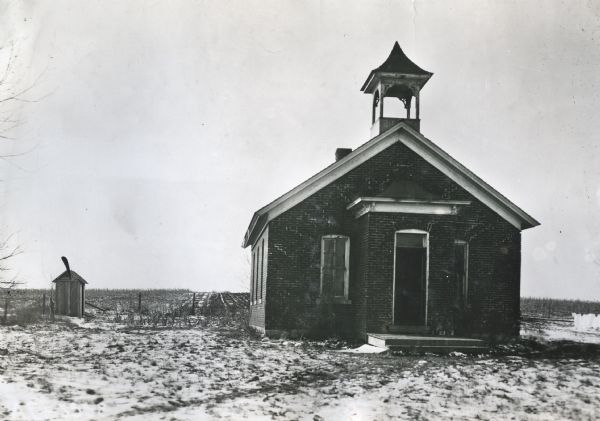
[[242, 42, 539, 340]]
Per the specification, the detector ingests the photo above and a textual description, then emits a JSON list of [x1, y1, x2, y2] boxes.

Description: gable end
[[242, 123, 539, 248]]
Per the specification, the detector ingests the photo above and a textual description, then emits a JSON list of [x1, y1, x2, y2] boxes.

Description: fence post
[[138, 292, 142, 314], [42, 293, 46, 317], [3, 292, 8, 325], [50, 289, 54, 321], [191, 293, 196, 315]]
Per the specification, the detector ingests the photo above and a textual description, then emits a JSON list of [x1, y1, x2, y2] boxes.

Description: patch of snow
[[522, 316, 600, 344], [339, 344, 387, 354], [573, 313, 600, 331]]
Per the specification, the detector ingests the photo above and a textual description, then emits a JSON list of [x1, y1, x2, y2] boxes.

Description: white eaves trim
[[396, 126, 539, 230], [243, 122, 539, 247]]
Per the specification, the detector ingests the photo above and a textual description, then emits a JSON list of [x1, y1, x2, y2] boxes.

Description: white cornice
[[347, 198, 471, 219], [346, 197, 472, 209]]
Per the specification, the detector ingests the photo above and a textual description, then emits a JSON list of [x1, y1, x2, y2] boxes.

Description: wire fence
[[0, 288, 250, 327]]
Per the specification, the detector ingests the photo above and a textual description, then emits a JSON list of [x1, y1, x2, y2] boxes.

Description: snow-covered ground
[[521, 314, 600, 344], [0, 318, 599, 420]]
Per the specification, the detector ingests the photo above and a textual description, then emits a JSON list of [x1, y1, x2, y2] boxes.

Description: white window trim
[[320, 235, 351, 302], [392, 229, 429, 326], [454, 240, 469, 302]]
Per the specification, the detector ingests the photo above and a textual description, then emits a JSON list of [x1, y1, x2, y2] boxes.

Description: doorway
[[393, 230, 428, 326]]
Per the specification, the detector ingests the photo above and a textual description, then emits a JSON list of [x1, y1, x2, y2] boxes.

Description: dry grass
[[0, 289, 250, 327], [0, 289, 50, 326]]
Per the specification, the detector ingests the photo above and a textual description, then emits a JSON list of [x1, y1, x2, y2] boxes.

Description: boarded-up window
[[257, 244, 262, 302], [250, 251, 255, 303], [321, 235, 350, 299], [254, 247, 260, 302], [454, 240, 469, 303], [250, 239, 267, 304], [253, 248, 259, 303], [260, 239, 265, 300]]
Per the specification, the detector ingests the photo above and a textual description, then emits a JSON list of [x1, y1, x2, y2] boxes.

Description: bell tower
[[361, 42, 432, 137]]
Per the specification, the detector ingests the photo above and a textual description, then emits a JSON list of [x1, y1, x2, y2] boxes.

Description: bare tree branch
[[0, 39, 45, 292]]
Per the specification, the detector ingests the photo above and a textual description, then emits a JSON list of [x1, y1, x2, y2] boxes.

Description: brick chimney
[[335, 148, 352, 162]]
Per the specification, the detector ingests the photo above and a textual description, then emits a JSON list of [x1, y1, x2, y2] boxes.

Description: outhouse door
[[393, 231, 428, 326]]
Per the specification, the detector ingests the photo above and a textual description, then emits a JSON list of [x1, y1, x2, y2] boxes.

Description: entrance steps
[[386, 325, 430, 334], [367, 333, 488, 353]]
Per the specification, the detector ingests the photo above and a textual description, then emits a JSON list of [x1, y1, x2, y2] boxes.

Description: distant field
[[0, 289, 250, 326], [520, 297, 600, 344], [85, 289, 249, 314], [521, 297, 600, 318]]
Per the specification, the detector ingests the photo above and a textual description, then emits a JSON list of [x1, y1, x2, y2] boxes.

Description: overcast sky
[[1, 1, 600, 299]]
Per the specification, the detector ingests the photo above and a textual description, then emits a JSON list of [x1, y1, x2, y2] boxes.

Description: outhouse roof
[[52, 270, 88, 284]]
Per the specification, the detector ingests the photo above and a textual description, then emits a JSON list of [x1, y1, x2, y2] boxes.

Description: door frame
[[392, 229, 429, 326]]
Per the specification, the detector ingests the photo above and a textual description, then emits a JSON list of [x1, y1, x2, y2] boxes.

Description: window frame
[[320, 235, 351, 302]]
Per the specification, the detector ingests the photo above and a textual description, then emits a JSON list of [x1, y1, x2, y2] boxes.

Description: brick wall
[[261, 140, 522, 339], [361, 212, 520, 338]]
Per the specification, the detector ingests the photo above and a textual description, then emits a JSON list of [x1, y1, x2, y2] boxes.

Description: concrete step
[[367, 333, 487, 353], [387, 325, 430, 334], [387, 344, 488, 354]]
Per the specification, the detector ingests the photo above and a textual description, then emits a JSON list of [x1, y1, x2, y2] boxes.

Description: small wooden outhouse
[[52, 256, 87, 317]]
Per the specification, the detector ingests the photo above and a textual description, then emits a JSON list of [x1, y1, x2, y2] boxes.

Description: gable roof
[[242, 122, 540, 248], [52, 270, 88, 284], [361, 42, 433, 91]]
